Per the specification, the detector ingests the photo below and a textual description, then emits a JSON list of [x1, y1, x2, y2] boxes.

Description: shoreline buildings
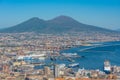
[[0, 33, 120, 80]]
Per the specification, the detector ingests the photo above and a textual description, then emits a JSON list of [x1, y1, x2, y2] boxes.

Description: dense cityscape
[[0, 33, 120, 80], [0, 0, 120, 80]]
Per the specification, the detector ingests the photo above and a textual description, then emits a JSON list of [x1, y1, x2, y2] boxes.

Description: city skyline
[[0, 0, 120, 30]]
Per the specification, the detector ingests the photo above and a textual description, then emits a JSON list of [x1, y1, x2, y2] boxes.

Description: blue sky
[[0, 0, 120, 29]]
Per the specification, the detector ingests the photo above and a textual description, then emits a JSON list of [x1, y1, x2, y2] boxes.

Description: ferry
[[61, 53, 78, 57], [104, 60, 111, 74], [24, 64, 35, 68], [17, 54, 46, 60], [39, 57, 46, 60], [68, 63, 79, 68]]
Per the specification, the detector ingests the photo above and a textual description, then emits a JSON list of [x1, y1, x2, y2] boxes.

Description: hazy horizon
[[0, 0, 120, 30]]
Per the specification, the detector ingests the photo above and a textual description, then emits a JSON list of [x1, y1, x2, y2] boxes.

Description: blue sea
[[34, 41, 120, 70], [59, 41, 120, 70]]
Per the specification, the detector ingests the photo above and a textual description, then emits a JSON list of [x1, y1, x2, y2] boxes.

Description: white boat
[[68, 63, 79, 68], [17, 54, 46, 60], [104, 60, 111, 74], [61, 53, 78, 57], [24, 64, 34, 68], [39, 57, 46, 60]]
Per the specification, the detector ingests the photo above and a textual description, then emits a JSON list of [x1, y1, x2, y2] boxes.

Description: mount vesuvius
[[0, 15, 118, 34]]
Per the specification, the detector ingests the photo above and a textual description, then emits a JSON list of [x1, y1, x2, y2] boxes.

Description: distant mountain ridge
[[0, 15, 118, 34]]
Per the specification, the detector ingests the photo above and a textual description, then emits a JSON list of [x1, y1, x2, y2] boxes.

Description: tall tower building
[[54, 64, 60, 78]]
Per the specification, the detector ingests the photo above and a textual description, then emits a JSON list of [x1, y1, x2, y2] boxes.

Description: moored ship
[[104, 60, 111, 74], [68, 63, 79, 68]]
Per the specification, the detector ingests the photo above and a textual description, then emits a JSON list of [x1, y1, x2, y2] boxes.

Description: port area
[[48, 52, 83, 63]]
